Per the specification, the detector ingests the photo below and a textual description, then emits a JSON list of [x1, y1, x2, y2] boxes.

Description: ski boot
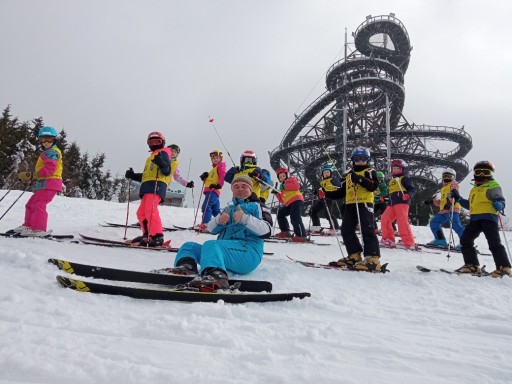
[[454, 264, 481, 274], [139, 234, 164, 247], [427, 239, 448, 248], [354, 256, 381, 272], [162, 257, 199, 276], [20, 228, 52, 237], [490, 266, 512, 278], [329, 252, 362, 267], [379, 239, 396, 248], [185, 268, 230, 292], [274, 231, 292, 239], [291, 236, 309, 243]]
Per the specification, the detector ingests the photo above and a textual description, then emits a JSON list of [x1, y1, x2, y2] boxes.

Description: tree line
[[0, 106, 128, 202]]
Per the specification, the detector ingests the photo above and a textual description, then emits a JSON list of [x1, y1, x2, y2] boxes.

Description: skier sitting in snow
[[450, 161, 510, 277], [424, 169, 464, 250], [125, 133, 193, 247], [197, 149, 226, 230], [13, 126, 63, 237], [169, 175, 272, 291], [309, 164, 341, 235], [322, 146, 381, 271]]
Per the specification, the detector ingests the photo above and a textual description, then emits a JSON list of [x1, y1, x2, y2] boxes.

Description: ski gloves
[[151, 152, 166, 169], [125, 168, 135, 179], [200, 172, 209, 181]]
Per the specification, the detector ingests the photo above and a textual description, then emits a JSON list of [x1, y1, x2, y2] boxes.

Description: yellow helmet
[[210, 149, 223, 157]]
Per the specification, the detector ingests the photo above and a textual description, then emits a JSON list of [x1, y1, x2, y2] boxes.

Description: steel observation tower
[[269, 14, 472, 209]]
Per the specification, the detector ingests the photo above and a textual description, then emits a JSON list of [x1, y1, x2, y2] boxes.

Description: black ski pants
[[342, 203, 380, 257], [277, 200, 307, 237], [310, 198, 339, 229], [460, 219, 510, 268]]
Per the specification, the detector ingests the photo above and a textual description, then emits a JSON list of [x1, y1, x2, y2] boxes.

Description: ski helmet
[[168, 144, 180, 156], [240, 150, 257, 168], [473, 160, 495, 179], [391, 159, 407, 176], [38, 126, 58, 138], [351, 146, 371, 163], [147, 131, 165, 143], [473, 160, 495, 173], [321, 164, 334, 173], [275, 167, 288, 176], [376, 171, 385, 180], [209, 149, 223, 158], [442, 169, 456, 182]]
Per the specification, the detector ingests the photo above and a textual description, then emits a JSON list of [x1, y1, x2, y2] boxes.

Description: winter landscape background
[[1, 191, 511, 384]]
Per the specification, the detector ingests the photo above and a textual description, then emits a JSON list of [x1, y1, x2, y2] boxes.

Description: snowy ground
[[0, 191, 511, 384]]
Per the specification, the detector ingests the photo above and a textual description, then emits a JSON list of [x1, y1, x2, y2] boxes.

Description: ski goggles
[[353, 156, 367, 163], [147, 138, 163, 146], [210, 152, 221, 158], [39, 137, 54, 144], [474, 168, 492, 177], [242, 157, 256, 165]]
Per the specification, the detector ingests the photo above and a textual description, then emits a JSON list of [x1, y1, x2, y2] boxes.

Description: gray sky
[[2, 0, 512, 209]]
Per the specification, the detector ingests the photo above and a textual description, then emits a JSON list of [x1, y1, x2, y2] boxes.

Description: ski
[[48, 258, 273, 292], [416, 265, 491, 277], [417, 244, 491, 257], [55, 275, 309, 303], [266, 237, 331, 246], [100, 222, 179, 232], [286, 255, 389, 273], [79, 238, 179, 252], [79, 234, 274, 256], [0, 231, 75, 240]]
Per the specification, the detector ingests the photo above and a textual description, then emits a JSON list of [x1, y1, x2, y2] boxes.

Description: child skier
[[224, 150, 271, 200], [14, 126, 63, 237], [424, 169, 464, 250], [380, 159, 417, 250], [310, 164, 340, 235], [451, 161, 510, 277], [274, 167, 307, 242], [322, 146, 381, 271], [125, 133, 193, 247], [197, 149, 226, 230]]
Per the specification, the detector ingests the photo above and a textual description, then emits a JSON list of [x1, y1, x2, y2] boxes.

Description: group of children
[[11, 128, 511, 285]]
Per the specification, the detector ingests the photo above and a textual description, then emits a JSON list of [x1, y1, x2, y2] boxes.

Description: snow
[[1, 191, 511, 384]]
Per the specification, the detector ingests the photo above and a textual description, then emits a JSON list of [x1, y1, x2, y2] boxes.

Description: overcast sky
[[2, 0, 512, 208]]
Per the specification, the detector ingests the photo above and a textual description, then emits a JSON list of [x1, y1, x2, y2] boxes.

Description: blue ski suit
[[174, 197, 271, 274]]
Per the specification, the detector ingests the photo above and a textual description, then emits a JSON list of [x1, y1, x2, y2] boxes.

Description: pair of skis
[[416, 265, 491, 277], [49, 258, 310, 303]]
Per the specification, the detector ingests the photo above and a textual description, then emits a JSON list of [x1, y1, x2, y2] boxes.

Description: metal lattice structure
[[269, 14, 472, 208]]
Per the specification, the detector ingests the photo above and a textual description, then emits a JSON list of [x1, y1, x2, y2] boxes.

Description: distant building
[[129, 181, 186, 207]]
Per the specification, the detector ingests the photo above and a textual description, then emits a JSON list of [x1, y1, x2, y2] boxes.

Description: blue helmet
[[38, 126, 58, 138], [321, 164, 333, 173], [351, 146, 370, 162]]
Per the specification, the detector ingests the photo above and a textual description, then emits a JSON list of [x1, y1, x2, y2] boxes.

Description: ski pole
[[197, 187, 212, 231], [0, 182, 32, 222], [323, 197, 345, 257], [192, 180, 205, 228], [498, 214, 512, 265], [208, 116, 236, 167], [353, 186, 364, 252], [0, 189, 12, 204], [123, 179, 131, 240], [446, 198, 456, 261]]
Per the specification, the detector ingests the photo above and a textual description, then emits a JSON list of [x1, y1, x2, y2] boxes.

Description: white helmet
[[442, 169, 456, 179]]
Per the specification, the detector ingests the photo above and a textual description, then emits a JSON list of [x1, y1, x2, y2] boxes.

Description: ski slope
[[1, 191, 511, 384]]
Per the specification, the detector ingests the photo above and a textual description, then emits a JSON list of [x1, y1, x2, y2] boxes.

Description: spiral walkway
[[269, 14, 471, 202]]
